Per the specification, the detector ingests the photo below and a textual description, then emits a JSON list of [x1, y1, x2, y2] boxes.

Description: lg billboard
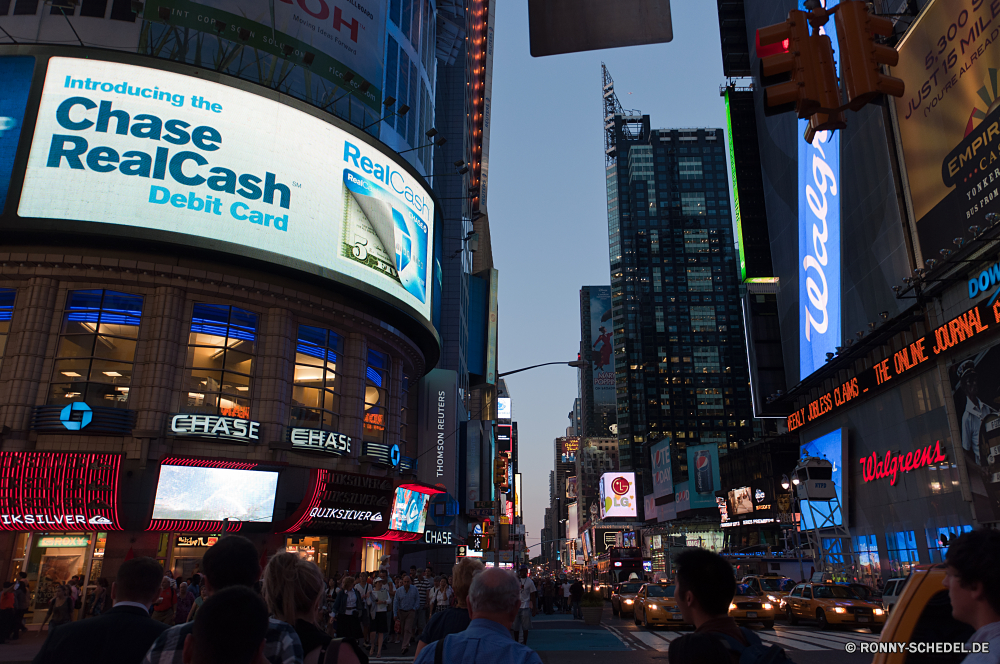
[[599, 471, 636, 519], [11, 56, 436, 326]]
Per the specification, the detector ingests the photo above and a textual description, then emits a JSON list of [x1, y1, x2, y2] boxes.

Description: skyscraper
[[602, 65, 753, 500]]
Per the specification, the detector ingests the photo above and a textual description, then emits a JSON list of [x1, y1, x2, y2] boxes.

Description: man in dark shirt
[[413, 557, 485, 658], [33, 557, 168, 664], [670, 548, 746, 664], [569, 579, 584, 620]]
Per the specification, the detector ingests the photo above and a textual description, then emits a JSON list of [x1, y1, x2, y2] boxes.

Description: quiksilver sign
[[308, 508, 382, 521]]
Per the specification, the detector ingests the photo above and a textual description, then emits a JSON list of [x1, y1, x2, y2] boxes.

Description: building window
[[689, 306, 717, 332], [364, 349, 389, 443], [291, 325, 343, 431], [885, 530, 920, 577], [684, 229, 709, 252], [678, 156, 703, 179], [0, 289, 13, 376], [50, 290, 142, 408], [686, 267, 713, 291], [695, 388, 724, 414], [185, 304, 257, 418], [655, 307, 665, 333]]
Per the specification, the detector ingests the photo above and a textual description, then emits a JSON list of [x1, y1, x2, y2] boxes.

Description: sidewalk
[[0, 625, 45, 664]]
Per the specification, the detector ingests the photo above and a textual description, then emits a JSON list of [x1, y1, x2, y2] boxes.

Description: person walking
[[541, 579, 554, 615], [393, 574, 421, 656], [150, 577, 176, 625], [32, 557, 169, 664], [512, 567, 536, 646], [88, 578, 110, 618], [414, 557, 485, 657], [942, 529, 1000, 664], [354, 571, 373, 649], [332, 575, 363, 641], [13, 573, 28, 639], [40, 587, 73, 634], [560, 578, 571, 613], [414, 567, 435, 638], [430, 576, 453, 614], [370, 578, 390, 658], [412, 568, 542, 664], [181, 586, 270, 664], [174, 582, 194, 624], [186, 585, 208, 624], [569, 579, 584, 620], [262, 552, 365, 664], [143, 535, 303, 664], [0, 583, 16, 643]]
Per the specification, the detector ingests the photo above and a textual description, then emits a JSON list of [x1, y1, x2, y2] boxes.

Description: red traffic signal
[[757, 10, 840, 120], [835, 0, 905, 110]]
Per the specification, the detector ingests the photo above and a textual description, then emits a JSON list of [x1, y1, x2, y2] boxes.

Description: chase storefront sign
[[0, 452, 122, 530], [32, 403, 136, 435], [288, 427, 352, 456], [170, 413, 260, 443], [278, 469, 392, 536]]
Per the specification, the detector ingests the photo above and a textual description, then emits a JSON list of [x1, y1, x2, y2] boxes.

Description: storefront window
[[926, 525, 973, 563], [170, 534, 220, 579], [0, 289, 14, 376], [285, 536, 328, 571], [28, 531, 93, 622], [854, 534, 881, 585], [290, 326, 343, 430], [363, 349, 389, 444], [8, 533, 29, 582], [88, 532, 107, 583], [185, 304, 257, 418], [885, 530, 920, 577], [49, 290, 143, 408]]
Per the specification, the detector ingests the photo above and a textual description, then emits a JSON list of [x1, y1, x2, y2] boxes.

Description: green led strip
[[724, 89, 747, 282]]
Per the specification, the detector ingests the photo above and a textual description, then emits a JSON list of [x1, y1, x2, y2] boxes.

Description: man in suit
[[32, 556, 168, 664]]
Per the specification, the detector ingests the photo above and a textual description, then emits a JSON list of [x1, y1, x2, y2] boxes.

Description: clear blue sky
[[488, 2, 733, 554]]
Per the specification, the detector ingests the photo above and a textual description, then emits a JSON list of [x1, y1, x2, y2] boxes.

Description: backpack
[[717, 627, 790, 664]]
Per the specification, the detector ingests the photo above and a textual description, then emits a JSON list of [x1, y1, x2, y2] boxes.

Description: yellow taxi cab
[[741, 574, 795, 609], [633, 583, 692, 629], [872, 565, 975, 664], [611, 581, 643, 617], [729, 583, 776, 629], [784, 582, 886, 632]]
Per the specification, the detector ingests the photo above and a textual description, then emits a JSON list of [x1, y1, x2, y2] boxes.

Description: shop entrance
[[14, 531, 107, 623], [285, 536, 329, 572]]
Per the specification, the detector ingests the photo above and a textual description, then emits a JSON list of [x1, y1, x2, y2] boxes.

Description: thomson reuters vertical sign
[[418, 369, 458, 497]]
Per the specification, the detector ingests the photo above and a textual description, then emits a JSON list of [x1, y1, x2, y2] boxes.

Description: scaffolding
[[601, 63, 644, 165], [793, 457, 860, 581]]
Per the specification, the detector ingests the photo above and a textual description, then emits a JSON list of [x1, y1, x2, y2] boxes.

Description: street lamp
[[781, 474, 790, 491], [498, 359, 586, 378]]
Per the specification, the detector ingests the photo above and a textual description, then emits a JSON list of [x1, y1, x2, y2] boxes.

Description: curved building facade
[[0, 45, 442, 619]]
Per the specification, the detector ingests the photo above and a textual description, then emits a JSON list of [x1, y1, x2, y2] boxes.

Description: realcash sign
[[20, 58, 435, 323]]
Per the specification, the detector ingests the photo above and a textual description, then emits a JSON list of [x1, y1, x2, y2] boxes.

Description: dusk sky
[[488, 1, 733, 553]]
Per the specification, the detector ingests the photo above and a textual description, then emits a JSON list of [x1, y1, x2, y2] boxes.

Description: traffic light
[[835, 0, 904, 111], [757, 10, 840, 120], [494, 457, 508, 488]]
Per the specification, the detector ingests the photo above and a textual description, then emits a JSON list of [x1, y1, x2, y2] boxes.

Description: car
[[880, 577, 907, 613], [729, 584, 776, 629], [844, 583, 882, 604], [633, 583, 692, 629], [783, 582, 886, 632], [741, 574, 795, 609], [611, 581, 643, 617], [872, 565, 975, 664]]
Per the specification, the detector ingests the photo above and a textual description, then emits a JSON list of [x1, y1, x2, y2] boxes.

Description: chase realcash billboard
[[17, 57, 435, 323]]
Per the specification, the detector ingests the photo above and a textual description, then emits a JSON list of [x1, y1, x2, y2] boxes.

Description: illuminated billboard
[[151, 463, 279, 523], [388, 487, 429, 534], [17, 57, 435, 324], [686, 443, 721, 509], [588, 286, 615, 406], [650, 437, 673, 499], [497, 397, 511, 420], [799, 429, 844, 529], [0, 57, 34, 213], [599, 472, 636, 519]]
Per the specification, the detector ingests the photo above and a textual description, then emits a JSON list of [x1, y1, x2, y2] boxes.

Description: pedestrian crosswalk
[[610, 624, 881, 652]]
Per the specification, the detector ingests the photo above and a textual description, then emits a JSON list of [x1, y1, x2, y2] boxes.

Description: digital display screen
[[599, 472, 636, 518], [497, 397, 511, 420], [388, 487, 429, 534], [0, 57, 34, 212], [800, 429, 844, 528], [151, 464, 278, 523], [19, 57, 435, 324]]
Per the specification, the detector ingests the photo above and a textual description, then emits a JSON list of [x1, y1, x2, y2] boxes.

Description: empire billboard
[[16, 57, 435, 325], [588, 286, 615, 406]]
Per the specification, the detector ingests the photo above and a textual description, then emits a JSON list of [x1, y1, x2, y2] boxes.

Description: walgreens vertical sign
[[798, 7, 842, 380]]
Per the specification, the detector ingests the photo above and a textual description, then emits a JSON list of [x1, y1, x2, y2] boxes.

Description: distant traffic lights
[[835, 0, 905, 111], [494, 457, 508, 488], [757, 10, 840, 120]]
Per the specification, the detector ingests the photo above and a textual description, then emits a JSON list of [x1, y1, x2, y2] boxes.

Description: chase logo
[[389, 443, 401, 467], [60, 402, 92, 430]]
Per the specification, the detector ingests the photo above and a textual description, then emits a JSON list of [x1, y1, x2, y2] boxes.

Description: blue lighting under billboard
[[0, 57, 34, 213], [800, 428, 843, 529], [798, 10, 841, 380]]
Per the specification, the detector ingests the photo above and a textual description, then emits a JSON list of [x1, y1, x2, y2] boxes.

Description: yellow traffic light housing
[[835, 0, 905, 110], [758, 10, 840, 120]]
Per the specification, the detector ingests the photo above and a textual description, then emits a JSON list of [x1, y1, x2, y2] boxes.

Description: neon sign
[[859, 441, 948, 486], [788, 298, 1000, 432]]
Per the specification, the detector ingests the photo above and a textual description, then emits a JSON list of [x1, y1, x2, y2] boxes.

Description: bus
[[595, 547, 645, 599]]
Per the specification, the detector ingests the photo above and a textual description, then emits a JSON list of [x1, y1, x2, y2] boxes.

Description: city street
[[363, 606, 876, 664]]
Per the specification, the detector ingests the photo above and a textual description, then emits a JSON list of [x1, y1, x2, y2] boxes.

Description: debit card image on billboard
[[799, 429, 843, 529], [151, 464, 279, 522], [17, 57, 435, 324], [0, 57, 35, 213], [599, 472, 636, 519], [388, 487, 429, 534]]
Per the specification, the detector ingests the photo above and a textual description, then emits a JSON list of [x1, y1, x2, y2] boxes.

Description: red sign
[[0, 452, 122, 531], [789, 299, 1000, 432], [612, 476, 630, 495], [859, 441, 948, 486]]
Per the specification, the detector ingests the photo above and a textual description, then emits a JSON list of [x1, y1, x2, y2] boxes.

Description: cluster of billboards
[[1, 54, 437, 331]]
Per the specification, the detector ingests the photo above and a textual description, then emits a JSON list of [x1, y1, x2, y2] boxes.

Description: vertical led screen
[[686, 443, 721, 509], [799, 429, 844, 528], [650, 437, 673, 498], [589, 286, 616, 405], [0, 57, 34, 213], [798, 7, 841, 380], [388, 487, 429, 534], [949, 349, 1000, 524]]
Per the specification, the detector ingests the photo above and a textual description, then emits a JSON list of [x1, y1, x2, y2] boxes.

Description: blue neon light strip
[[190, 317, 256, 342], [296, 342, 338, 363], [366, 366, 383, 387]]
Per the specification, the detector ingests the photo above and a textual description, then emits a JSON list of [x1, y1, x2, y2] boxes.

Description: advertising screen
[[0, 57, 34, 213], [567, 502, 578, 542], [588, 286, 616, 405], [949, 347, 1000, 524], [890, 0, 1000, 261], [686, 443, 721, 509], [730, 487, 753, 515], [152, 464, 279, 523], [650, 437, 673, 498], [599, 472, 637, 519], [18, 57, 435, 324], [798, 13, 841, 380], [497, 397, 511, 420], [388, 487, 429, 534], [559, 437, 579, 464], [799, 429, 844, 529]]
